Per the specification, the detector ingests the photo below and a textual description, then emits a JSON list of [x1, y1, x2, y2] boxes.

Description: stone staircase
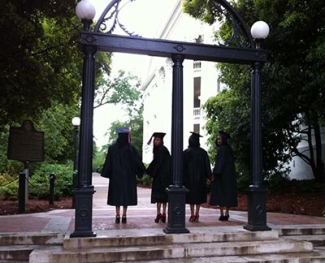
[[0, 232, 64, 262], [1, 226, 325, 262]]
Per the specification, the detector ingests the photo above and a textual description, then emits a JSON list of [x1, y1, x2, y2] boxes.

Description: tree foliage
[[94, 69, 141, 109], [0, 0, 114, 175], [102, 103, 144, 158], [95, 68, 144, 156], [0, 0, 83, 128], [183, 0, 325, 182]]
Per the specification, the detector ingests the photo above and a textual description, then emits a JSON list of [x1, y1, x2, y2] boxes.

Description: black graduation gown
[[209, 143, 238, 207], [183, 146, 211, 204], [146, 145, 172, 203], [101, 143, 145, 206]]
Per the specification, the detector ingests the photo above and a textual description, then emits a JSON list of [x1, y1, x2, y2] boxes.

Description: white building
[[140, 0, 324, 181], [141, 0, 223, 164], [287, 127, 325, 180]]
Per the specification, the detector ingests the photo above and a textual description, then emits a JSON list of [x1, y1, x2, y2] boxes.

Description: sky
[[87, 0, 174, 147]]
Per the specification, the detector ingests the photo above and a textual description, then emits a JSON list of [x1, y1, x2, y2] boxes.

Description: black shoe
[[219, 214, 230, 221], [115, 216, 120, 224], [122, 215, 127, 224]]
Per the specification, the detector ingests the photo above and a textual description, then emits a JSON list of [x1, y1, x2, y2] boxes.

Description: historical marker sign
[[7, 120, 45, 162]]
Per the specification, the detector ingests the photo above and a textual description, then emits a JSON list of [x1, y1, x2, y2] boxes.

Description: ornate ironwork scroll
[[213, 0, 254, 48], [94, 0, 141, 36], [94, 0, 254, 49]]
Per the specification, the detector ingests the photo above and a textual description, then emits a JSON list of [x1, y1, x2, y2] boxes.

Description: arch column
[[70, 19, 97, 238], [164, 54, 189, 234], [244, 42, 271, 231]]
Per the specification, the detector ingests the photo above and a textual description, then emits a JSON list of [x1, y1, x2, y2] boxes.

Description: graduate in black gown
[[209, 131, 238, 221], [183, 132, 211, 222], [146, 132, 172, 223], [101, 127, 145, 224]]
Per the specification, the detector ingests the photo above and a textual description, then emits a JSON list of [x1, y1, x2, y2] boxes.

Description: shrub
[[29, 163, 73, 200], [93, 151, 105, 173], [139, 174, 152, 186], [237, 172, 250, 193], [0, 172, 19, 200]]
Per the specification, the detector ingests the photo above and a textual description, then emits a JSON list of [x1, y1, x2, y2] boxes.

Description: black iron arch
[[93, 0, 254, 47], [81, 0, 265, 64], [71, 0, 270, 238]]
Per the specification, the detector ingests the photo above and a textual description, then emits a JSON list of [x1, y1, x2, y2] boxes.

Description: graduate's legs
[[122, 206, 127, 223], [189, 204, 196, 222], [155, 202, 162, 223], [115, 206, 120, 223], [161, 202, 167, 223], [218, 206, 229, 221], [154, 202, 167, 223], [195, 204, 201, 222]]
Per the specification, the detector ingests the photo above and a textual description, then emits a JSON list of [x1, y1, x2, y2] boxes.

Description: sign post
[[7, 120, 44, 206]]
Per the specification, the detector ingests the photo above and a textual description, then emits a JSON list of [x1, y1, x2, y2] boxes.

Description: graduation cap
[[218, 130, 231, 139], [116, 127, 129, 134], [190, 131, 202, 138], [189, 132, 202, 147], [147, 132, 166, 145], [116, 127, 132, 143]]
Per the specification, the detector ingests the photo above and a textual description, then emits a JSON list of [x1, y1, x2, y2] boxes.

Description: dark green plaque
[[7, 120, 44, 162]]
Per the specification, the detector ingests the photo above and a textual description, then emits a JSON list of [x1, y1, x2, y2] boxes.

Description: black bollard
[[18, 172, 26, 213], [49, 172, 56, 205]]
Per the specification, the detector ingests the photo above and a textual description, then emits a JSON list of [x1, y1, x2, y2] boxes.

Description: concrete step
[[0, 245, 38, 261], [276, 226, 325, 247], [113, 249, 325, 263], [2, 227, 325, 262], [0, 233, 64, 262], [0, 261, 28, 263], [282, 235, 325, 247], [29, 239, 313, 263], [0, 233, 64, 246], [276, 225, 325, 236], [63, 229, 279, 249]]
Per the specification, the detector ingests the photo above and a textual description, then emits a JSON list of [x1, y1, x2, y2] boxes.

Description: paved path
[[1, 173, 325, 235]]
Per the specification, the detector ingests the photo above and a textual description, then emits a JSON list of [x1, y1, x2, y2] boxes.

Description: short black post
[[49, 172, 56, 205], [18, 172, 25, 213]]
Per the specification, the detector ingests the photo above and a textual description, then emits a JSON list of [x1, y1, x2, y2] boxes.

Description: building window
[[194, 77, 201, 108], [194, 124, 200, 134], [193, 60, 201, 69]]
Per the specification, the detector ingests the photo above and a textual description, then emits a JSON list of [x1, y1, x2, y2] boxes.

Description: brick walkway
[[1, 173, 325, 234]]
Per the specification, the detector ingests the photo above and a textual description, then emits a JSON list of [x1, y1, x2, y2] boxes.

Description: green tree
[[94, 69, 142, 109], [0, 0, 83, 129], [183, 0, 325, 182], [0, 0, 113, 174], [95, 69, 144, 155], [38, 102, 80, 163], [104, 104, 144, 157]]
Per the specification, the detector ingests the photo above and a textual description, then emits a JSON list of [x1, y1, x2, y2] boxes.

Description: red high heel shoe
[[154, 213, 162, 223], [161, 213, 166, 223]]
